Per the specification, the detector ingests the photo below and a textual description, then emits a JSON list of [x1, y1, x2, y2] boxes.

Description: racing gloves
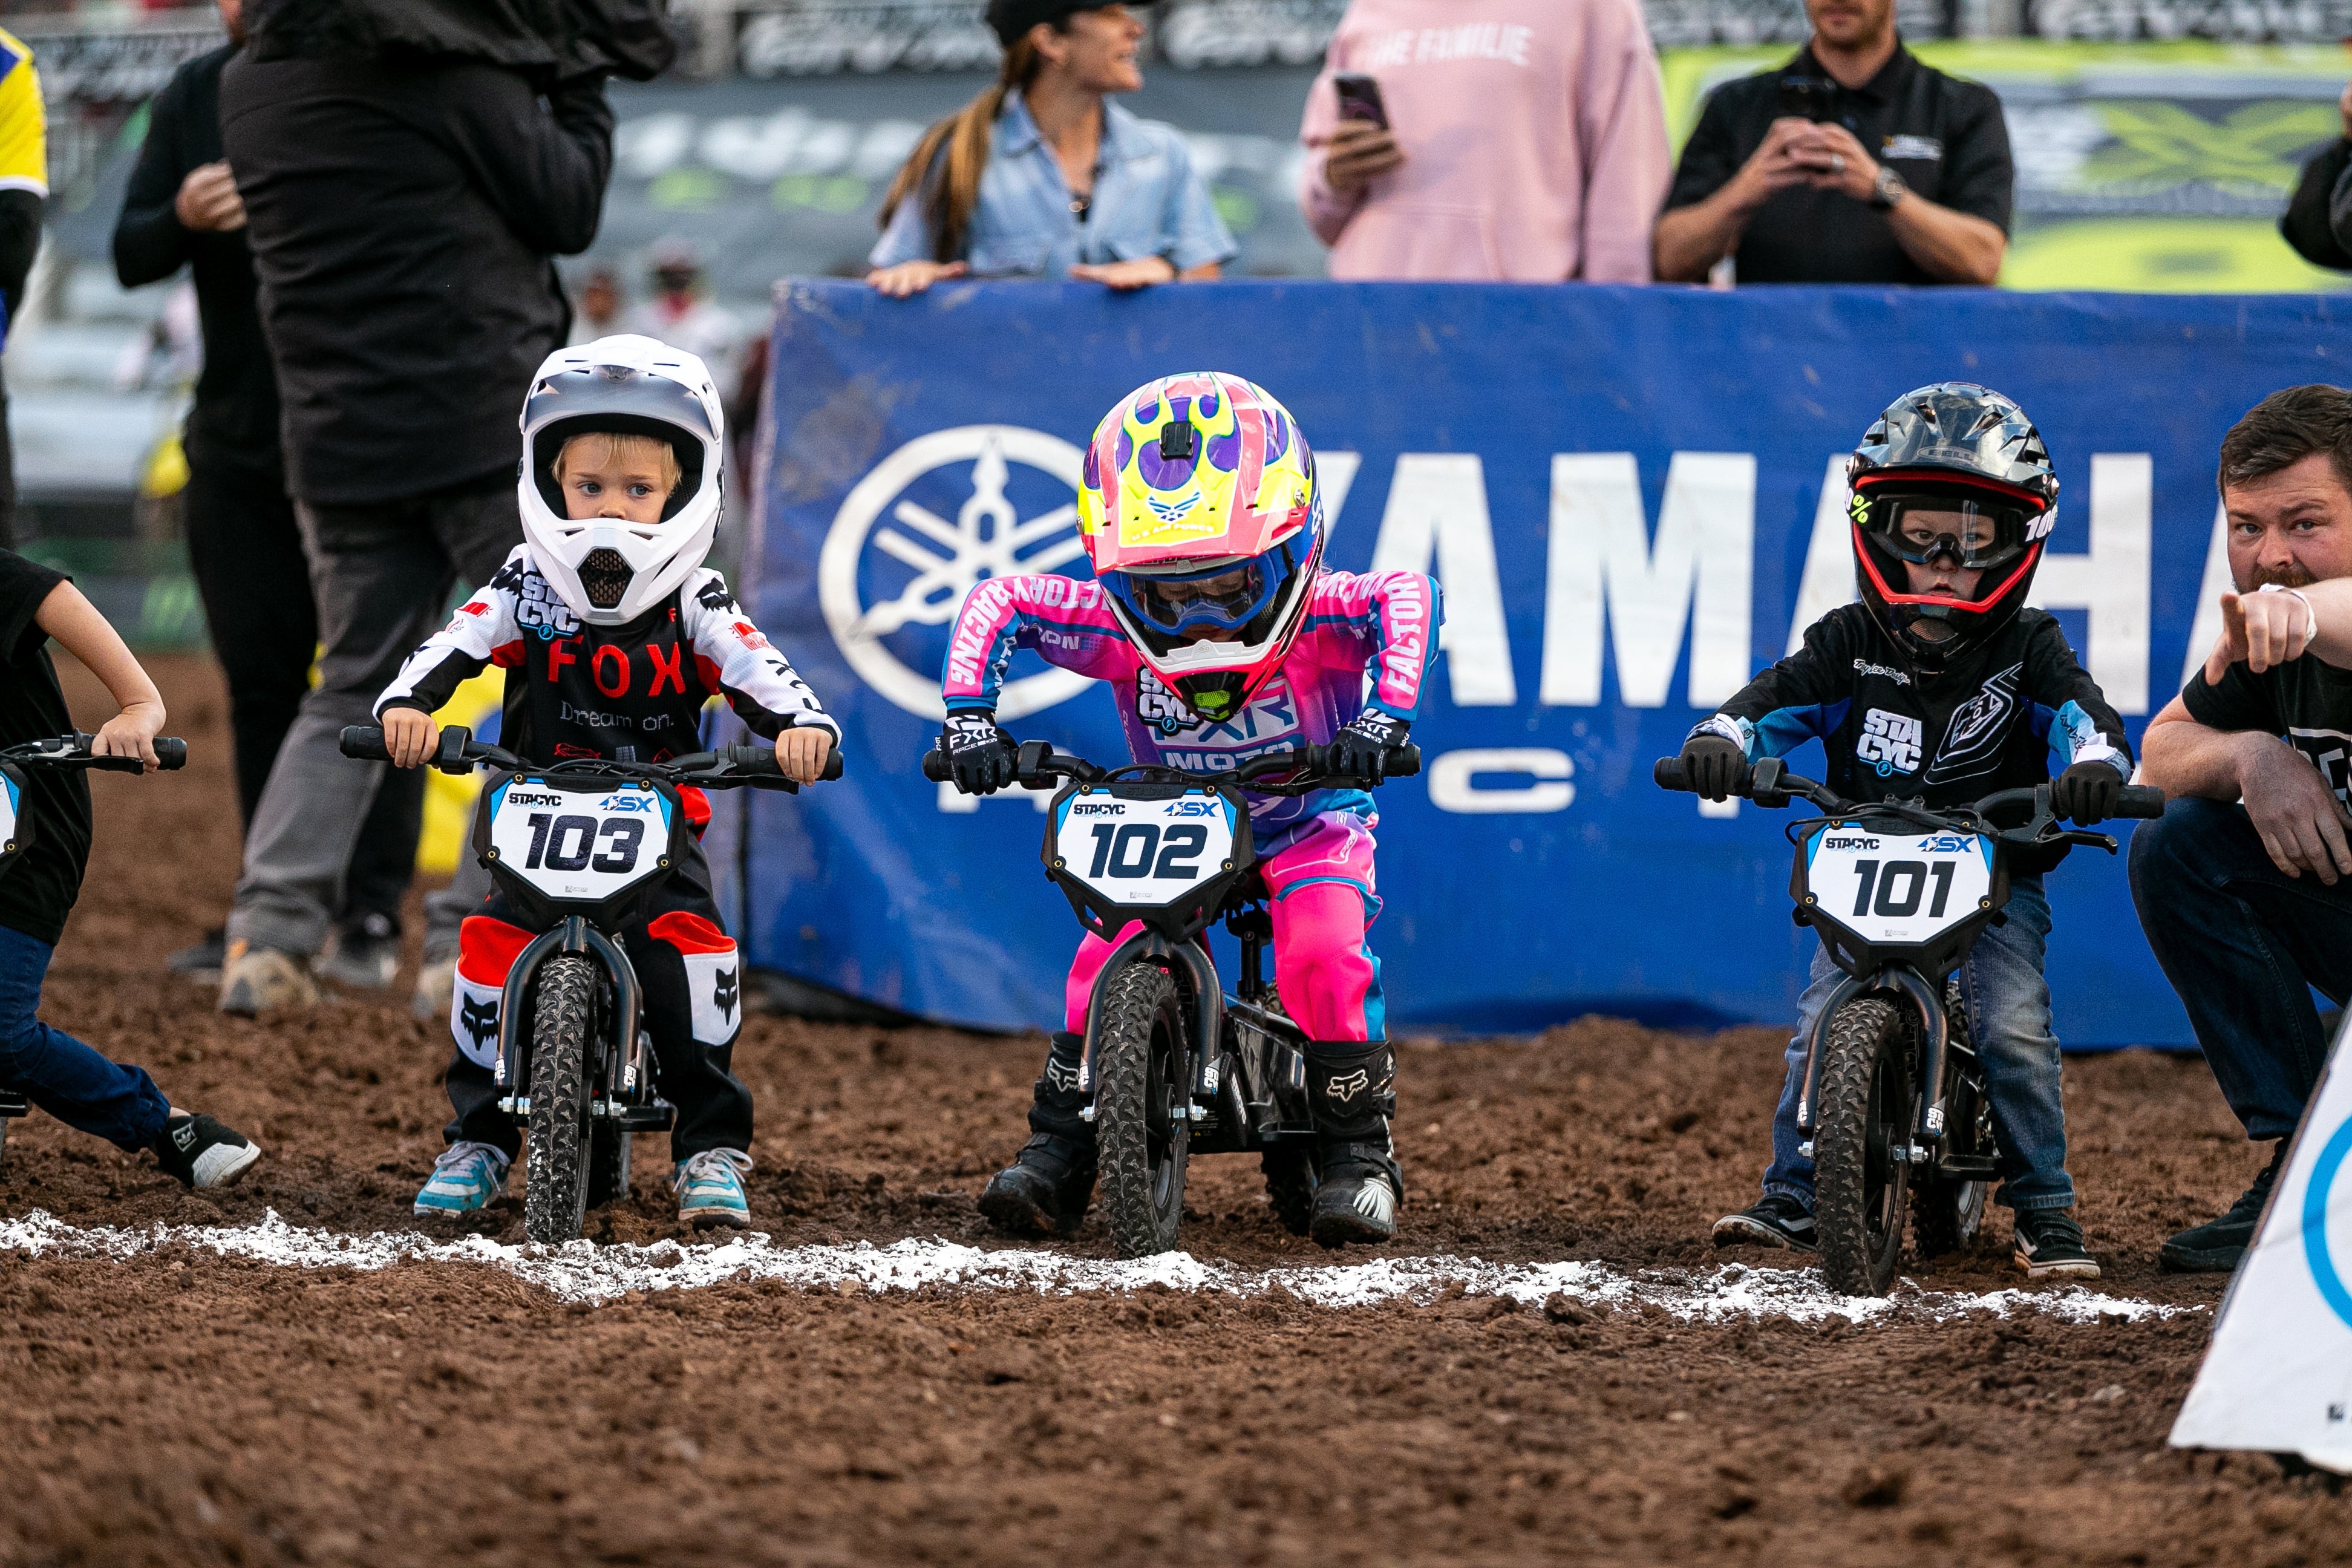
[[2051, 759, 2124, 825], [1679, 733, 1752, 802], [1330, 710, 1410, 782], [941, 711, 1018, 795]]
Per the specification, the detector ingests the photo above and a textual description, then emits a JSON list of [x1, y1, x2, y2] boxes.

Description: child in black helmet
[[1679, 382, 2131, 1279]]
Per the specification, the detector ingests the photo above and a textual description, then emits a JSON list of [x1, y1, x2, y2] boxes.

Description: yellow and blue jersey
[[0, 29, 47, 199]]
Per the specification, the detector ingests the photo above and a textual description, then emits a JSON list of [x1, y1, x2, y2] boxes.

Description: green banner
[[1662, 40, 2352, 291]]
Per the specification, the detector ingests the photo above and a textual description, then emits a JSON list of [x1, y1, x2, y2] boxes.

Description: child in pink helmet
[[941, 371, 1440, 1246]]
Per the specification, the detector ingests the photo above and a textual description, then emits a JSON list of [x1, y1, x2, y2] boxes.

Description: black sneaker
[[316, 912, 400, 991], [977, 1134, 1096, 1237], [2012, 1207, 2099, 1279], [167, 926, 227, 982], [1713, 1193, 1818, 1252], [2161, 1143, 2285, 1274], [152, 1114, 261, 1189]]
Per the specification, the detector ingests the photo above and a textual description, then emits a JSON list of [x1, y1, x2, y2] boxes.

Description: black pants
[[441, 842, 753, 1164], [183, 455, 421, 926]]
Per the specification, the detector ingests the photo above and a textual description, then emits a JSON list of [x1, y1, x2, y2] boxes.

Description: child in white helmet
[[374, 335, 839, 1229]]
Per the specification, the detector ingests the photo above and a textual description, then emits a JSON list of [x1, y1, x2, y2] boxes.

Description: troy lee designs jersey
[[942, 568, 1440, 846], [376, 546, 838, 767]]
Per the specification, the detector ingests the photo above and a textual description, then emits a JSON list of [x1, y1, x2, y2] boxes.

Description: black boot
[[2161, 1141, 2285, 1273], [978, 1031, 1098, 1237], [1304, 1039, 1402, 1247]]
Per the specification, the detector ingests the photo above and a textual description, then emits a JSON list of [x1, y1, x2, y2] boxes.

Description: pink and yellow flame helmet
[[1076, 372, 1324, 724]]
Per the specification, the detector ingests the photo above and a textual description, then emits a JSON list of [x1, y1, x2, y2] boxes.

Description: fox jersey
[[376, 546, 837, 766], [942, 567, 1439, 848], [1690, 604, 2131, 868]]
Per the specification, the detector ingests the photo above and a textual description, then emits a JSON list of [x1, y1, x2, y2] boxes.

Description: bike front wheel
[[1812, 995, 1913, 1298], [1094, 960, 1191, 1259], [524, 954, 598, 1246]]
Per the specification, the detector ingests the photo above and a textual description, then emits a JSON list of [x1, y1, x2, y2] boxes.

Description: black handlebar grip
[[1654, 757, 1692, 791], [154, 737, 187, 771], [921, 747, 952, 783], [1386, 743, 1422, 779], [339, 725, 392, 762], [2115, 784, 2167, 820], [725, 746, 783, 776], [820, 747, 844, 782]]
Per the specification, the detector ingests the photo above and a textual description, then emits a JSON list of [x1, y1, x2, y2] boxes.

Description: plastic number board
[[1805, 824, 1994, 946], [0, 769, 17, 861], [486, 777, 673, 904], [1052, 789, 1239, 909]]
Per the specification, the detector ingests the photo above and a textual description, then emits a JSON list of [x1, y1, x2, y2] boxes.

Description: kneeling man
[[2135, 384, 2352, 1272]]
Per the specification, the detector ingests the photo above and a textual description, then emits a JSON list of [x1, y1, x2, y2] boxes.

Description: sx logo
[[819, 425, 1096, 721]]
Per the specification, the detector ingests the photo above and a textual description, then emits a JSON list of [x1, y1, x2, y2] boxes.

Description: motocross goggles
[[1853, 480, 2046, 576], [1098, 540, 1307, 658]]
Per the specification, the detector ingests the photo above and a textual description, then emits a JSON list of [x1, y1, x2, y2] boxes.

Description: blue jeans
[[0, 923, 171, 1151], [2128, 797, 2348, 1142], [1762, 872, 2074, 1214]]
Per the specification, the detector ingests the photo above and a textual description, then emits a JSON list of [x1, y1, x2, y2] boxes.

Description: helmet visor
[[1103, 544, 1301, 656], [1861, 489, 2039, 575]]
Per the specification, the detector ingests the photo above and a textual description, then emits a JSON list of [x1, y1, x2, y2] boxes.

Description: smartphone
[[1776, 74, 1838, 122], [1334, 73, 1390, 130]]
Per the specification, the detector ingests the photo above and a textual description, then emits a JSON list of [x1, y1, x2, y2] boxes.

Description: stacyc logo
[[1070, 803, 1126, 817], [1822, 834, 1880, 850], [503, 790, 563, 808]]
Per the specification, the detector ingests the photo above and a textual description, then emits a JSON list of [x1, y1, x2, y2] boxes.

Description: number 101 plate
[[1803, 823, 1994, 946], [1050, 787, 1240, 909]]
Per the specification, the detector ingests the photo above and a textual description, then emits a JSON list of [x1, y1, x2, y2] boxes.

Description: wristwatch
[[1872, 165, 1909, 210]]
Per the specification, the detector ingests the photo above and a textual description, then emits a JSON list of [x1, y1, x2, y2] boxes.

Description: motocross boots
[[1305, 1039, 1403, 1247], [979, 1031, 1099, 1236]]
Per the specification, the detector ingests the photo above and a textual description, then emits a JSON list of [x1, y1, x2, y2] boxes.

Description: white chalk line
[[0, 1209, 2194, 1324]]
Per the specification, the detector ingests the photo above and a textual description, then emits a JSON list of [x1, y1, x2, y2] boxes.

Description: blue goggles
[[1102, 546, 1298, 652]]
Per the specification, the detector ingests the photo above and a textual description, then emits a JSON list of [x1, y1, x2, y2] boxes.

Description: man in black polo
[[1653, 0, 2012, 285]]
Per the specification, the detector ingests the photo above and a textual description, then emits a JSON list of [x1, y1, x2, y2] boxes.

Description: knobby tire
[[588, 1120, 632, 1210], [1094, 960, 1189, 1259], [525, 955, 597, 1246], [1813, 996, 1912, 1298]]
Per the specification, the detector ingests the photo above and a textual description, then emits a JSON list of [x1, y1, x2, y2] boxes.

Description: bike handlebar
[[338, 726, 842, 787], [921, 741, 1421, 794], [1653, 755, 2165, 823], [1, 734, 187, 774]]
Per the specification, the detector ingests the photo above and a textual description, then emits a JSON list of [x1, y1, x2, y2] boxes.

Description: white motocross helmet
[[518, 333, 725, 626]]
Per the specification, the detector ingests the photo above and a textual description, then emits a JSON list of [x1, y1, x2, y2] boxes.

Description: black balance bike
[[341, 724, 840, 1244], [0, 733, 189, 1166], [1656, 755, 2163, 1296], [926, 739, 1417, 1259]]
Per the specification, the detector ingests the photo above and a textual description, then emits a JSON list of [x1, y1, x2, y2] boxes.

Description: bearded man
[[2134, 384, 2352, 1272]]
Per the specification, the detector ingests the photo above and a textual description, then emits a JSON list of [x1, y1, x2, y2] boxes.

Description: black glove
[[2051, 759, 2123, 825], [1330, 710, 1409, 782], [941, 711, 1017, 795], [1679, 733, 1751, 802]]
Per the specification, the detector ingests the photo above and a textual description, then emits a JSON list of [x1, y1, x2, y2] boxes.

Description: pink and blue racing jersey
[[943, 568, 1440, 851]]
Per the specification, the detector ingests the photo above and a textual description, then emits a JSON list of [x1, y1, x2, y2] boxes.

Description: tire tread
[[525, 955, 596, 1246], [1814, 996, 1909, 1297], [1095, 962, 1187, 1259]]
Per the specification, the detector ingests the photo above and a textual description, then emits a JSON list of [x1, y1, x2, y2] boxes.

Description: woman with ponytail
[[867, 0, 1234, 296]]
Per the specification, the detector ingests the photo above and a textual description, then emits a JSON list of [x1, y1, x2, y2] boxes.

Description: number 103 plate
[[486, 777, 674, 904], [1804, 823, 1994, 946], [1051, 788, 1240, 909]]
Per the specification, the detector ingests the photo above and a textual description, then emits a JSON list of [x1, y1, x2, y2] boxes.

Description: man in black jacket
[[111, 0, 424, 991], [214, 14, 615, 1018]]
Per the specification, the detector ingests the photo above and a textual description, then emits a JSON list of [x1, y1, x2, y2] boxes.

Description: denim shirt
[[870, 92, 1236, 277]]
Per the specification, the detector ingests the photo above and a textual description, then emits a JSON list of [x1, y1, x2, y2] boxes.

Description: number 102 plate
[[1050, 788, 1240, 909]]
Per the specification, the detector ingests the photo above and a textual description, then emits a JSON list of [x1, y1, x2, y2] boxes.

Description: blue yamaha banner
[[733, 279, 2345, 1046]]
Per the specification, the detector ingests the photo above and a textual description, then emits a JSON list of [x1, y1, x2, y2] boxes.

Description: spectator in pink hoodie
[[1296, 0, 1670, 283]]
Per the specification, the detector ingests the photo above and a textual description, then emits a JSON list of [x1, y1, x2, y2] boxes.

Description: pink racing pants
[[1064, 811, 1385, 1042]]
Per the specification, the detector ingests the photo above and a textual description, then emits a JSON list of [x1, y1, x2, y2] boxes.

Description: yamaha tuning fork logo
[[819, 425, 1097, 721]]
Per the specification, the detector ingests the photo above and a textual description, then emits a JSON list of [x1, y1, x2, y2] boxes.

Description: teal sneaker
[[414, 1142, 510, 1217], [675, 1148, 753, 1229]]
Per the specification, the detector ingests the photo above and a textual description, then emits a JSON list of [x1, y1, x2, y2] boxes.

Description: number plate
[[1051, 788, 1239, 908], [1805, 825, 1994, 945], [485, 777, 673, 904], [0, 768, 18, 861]]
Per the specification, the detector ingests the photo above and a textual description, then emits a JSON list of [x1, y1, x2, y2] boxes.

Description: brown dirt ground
[[0, 656, 2338, 1567]]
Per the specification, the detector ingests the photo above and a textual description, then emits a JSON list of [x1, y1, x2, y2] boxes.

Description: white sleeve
[[682, 570, 840, 740]]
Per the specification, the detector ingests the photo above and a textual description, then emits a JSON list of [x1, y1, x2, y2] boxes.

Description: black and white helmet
[[1847, 383, 2059, 668], [518, 334, 724, 627]]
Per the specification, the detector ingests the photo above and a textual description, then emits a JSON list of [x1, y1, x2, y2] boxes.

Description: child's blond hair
[[555, 431, 682, 497]]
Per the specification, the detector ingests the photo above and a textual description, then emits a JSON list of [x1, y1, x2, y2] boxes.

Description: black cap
[[985, 0, 1158, 47]]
